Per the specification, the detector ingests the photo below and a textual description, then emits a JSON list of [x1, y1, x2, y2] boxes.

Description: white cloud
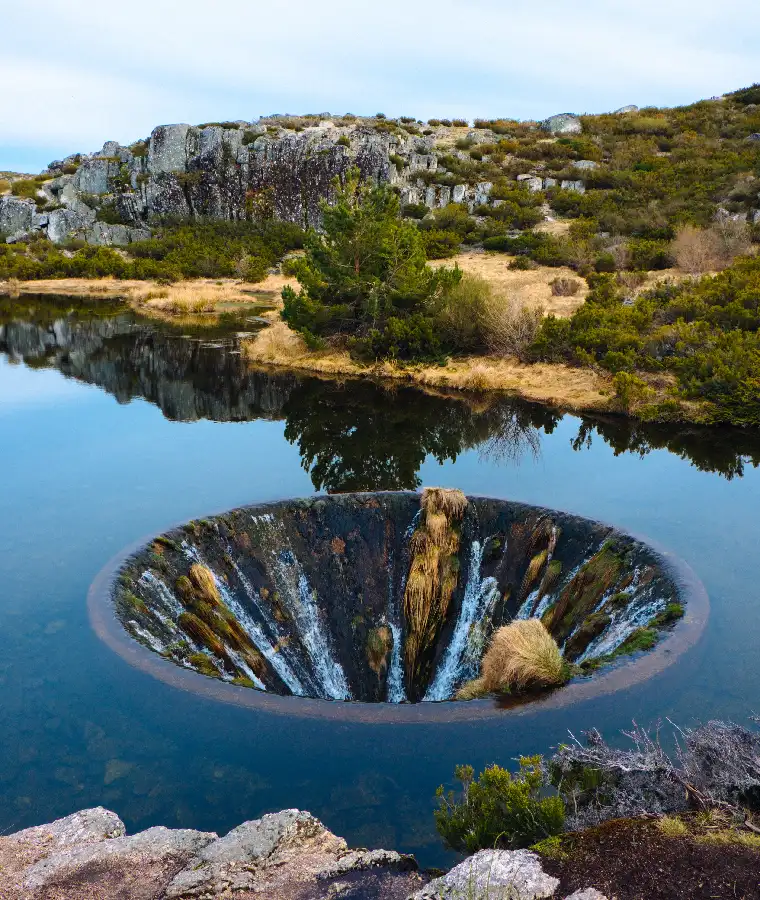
[[2, 0, 758, 170]]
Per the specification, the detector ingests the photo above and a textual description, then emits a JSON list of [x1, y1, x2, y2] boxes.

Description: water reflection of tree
[[572, 417, 760, 480], [283, 379, 557, 492]]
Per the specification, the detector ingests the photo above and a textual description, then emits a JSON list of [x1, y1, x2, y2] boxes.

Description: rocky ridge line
[[0, 111, 593, 247]]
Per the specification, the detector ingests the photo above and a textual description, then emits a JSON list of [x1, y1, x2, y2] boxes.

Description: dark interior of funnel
[[113, 492, 686, 703]]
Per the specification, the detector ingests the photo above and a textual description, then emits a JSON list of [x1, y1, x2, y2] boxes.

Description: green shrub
[[337, 135, 351, 147], [422, 229, 461, 259], [452, 119, 468, 127], [281, 169, 460, 357], [628, 238, 673, 270], [96, 202, 126, 225], [435, 758, 565, 853], [529, 254, 760, 425], [11, 178, 45, 204], [359, 314, 444, 362], [402, 203, 428, 220], [389, 153, 405, 172]]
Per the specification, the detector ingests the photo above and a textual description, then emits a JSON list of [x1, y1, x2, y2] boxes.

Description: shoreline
[[0, 271, 696, 421]]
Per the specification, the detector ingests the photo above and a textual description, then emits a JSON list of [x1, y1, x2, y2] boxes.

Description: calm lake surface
[[1, 295, 760, 866]]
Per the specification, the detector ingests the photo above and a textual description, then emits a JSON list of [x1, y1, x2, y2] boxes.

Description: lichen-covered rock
[[411, 849, 560, 900], [0, 808, 126, 899], [165, 809, 331, 897], [84, 222, 149, 246], [74, 156, 118, 194], [47, 206, 96, 244], [541, 114, 582, 135], [560, 180, 586, 194], [517, 174, 543, 192], [10, 807, 125, 850], [614, 105, 639, 114], [149, 124, 194, 174], [21, 826, 216, 897], [572, 160, 598, 170], [3, 806, 423, 900], [565, 889, 609, 900], [0, 196, 35, 235]]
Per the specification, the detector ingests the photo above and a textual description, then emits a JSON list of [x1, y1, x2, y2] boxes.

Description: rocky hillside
[[3, 87, 760, 252], [0, 106, 688, 247]]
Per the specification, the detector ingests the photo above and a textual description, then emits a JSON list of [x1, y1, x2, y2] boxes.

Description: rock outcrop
[[2, 112, 596, 247], [1, 807, 423, 900], [541, 114, 582, 135]]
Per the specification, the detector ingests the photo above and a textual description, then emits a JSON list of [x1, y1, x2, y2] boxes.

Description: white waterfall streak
[[424, 539, 499, 701], [252, 516, 351, 701]]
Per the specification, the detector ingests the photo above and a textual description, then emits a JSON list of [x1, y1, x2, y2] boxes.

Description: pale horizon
[[2, 0, 759, 173]]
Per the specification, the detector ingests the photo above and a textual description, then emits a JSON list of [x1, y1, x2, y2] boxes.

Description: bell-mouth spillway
[[89, 491, 709, 723]]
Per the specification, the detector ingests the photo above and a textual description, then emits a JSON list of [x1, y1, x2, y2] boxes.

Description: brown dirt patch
[[542, 817, 760, 900], [428, 251, 588, 317]]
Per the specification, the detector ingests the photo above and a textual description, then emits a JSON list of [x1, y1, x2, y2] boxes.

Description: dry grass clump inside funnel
[[176, 563, 266, 681], [404, 489, 468, 688], [457, 619, 567, 699]]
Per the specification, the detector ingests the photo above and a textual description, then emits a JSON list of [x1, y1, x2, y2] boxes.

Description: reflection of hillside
[[2, 295, 758, 486], [0, 299, 297, 422]]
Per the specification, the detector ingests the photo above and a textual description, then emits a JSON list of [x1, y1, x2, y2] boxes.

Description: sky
[[2, 0, 759, 174]]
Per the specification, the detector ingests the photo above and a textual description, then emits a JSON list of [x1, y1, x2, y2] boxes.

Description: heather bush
[[529, 255, 760, 425], [435, 758, 565, 853]]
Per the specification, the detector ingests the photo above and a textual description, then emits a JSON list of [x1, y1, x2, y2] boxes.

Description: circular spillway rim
[[88, 492, 710, 724]]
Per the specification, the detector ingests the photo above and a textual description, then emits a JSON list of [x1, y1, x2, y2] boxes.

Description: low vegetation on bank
[[434, 719, 760, 879], [0, 219, 303, 282], [4, 87, 760, 427]]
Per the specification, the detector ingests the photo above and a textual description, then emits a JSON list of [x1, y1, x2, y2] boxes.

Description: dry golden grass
[[0, 272, 299, 319], [520, 549, 549, 601], [429, 251, 589, 318], [421, 486, 469, 519], [366, 625, 393, 675], [244, 323, 615, 413], [188, 564, 221, 605], [478, 619, 565, 693], [403, 488, 469, 679], [657, 817, 689, 838]]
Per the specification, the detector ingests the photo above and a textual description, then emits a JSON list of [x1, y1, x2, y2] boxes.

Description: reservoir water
[[1, 295, 759, 866]]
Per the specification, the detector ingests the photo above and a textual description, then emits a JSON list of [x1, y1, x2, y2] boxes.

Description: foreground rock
[[1, 808, 422, 900], [412, 849, 560, 899]]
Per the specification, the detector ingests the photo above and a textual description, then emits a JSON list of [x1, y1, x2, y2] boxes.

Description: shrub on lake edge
[[435, 757, 565, 853]]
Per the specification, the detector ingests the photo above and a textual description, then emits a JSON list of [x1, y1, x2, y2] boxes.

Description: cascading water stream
[[424, 538, 499, 701], [114, 495, 691, 706], [251, 517, 351, 701], [384, 549, 407, 703]]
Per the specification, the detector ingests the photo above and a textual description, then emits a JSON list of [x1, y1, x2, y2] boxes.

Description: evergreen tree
[[282, 169, 460, 356]]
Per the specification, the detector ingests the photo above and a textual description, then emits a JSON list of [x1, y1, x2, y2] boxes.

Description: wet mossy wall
[[114, 493, 681, 703]]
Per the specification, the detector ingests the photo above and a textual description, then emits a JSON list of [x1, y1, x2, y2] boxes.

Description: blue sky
[[2, 0, 759, 174]]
